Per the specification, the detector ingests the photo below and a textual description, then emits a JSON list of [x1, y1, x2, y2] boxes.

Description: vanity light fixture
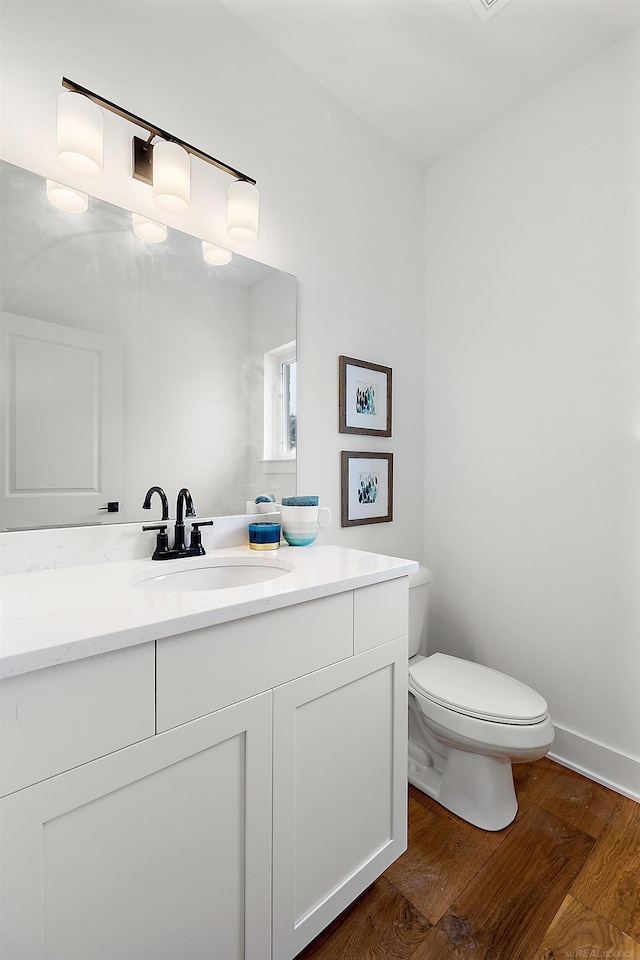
[[132, 213, 167, 243], [202, 241, 232, 266], [56, 91, 103, 178], [59, 78, 259, 239], [46, 179, 89, 214], [152, 140, 190, 214], [227, 179, 260, 242]]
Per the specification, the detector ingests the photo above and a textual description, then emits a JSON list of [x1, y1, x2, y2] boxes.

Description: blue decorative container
[[248, 521, 281, 551]]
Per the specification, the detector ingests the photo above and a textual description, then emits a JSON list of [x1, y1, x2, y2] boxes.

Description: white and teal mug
[[280, 496, 331, 546]]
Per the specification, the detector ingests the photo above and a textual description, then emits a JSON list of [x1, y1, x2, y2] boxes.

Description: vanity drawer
[[353, 577, 409, 653], [156, 591, 354, 732], [0, 643, 155, 797]]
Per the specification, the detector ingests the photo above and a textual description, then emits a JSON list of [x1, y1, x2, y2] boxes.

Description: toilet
[[408, 566, 554, 831]]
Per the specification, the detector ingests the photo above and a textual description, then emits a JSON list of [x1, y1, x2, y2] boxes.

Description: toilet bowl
[[407, 567, 554, 831]]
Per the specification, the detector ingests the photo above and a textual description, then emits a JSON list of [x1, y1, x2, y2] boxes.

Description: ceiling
[[221, 0, 640, 168]]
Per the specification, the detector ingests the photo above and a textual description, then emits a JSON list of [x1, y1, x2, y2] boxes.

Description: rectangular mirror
[[0, 161, 296, 530]]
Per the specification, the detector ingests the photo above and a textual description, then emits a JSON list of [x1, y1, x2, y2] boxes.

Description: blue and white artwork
[[342, 357, 390, 435], [355, 380, 377, 416], [358, 472, 379, 505], [343, 451, 392, 525]]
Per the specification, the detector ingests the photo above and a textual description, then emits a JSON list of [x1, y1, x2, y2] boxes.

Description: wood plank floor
[[294, 757, 640, 960]]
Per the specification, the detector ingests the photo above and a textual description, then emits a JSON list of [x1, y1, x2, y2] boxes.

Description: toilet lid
[[409, 653, 549, 724]]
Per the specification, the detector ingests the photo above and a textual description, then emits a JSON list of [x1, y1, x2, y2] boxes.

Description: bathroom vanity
[[0, 544, 416, 960]]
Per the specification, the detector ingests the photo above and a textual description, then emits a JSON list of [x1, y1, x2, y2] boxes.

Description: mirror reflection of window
[[264, 341, 296, 461], [282, 356, 297, 457]]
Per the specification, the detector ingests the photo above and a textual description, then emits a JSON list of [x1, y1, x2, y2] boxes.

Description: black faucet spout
[[174, 487, 196, 551], [175, 487, 196, 524], [142, 486, 169, 521]]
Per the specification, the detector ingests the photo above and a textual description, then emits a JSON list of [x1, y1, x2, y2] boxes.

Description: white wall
[[0, 0, 426, 562], [424, 30, 640, 796]]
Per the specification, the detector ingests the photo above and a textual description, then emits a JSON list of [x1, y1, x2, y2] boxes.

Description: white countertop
[[0, 544, 418, 679]]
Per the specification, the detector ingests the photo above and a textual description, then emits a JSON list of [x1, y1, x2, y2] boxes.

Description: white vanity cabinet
[[272, 636, 407, 959], [0, 691, 273, 960], [0, 571, 410, 960]]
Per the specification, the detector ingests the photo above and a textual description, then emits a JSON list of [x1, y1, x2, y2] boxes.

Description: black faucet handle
[[189, 520, 213, 552], [142, 523, 169, 558]]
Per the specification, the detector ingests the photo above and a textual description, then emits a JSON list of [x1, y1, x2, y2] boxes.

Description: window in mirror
[[264, 341, 296, 461]]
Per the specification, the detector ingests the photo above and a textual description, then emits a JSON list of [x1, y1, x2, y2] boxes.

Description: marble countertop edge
[[0, 545, 419, 679]]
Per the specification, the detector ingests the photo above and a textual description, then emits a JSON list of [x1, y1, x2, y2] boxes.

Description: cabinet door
[[0, 692, 272, 960], [272, 637, 408, 960]]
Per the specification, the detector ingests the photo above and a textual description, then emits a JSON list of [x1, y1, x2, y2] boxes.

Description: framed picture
[[339, 356, 392, 437], [341, 451, 393, 526]]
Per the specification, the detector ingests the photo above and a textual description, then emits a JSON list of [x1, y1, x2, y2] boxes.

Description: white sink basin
[[132, 557, 291, 593]]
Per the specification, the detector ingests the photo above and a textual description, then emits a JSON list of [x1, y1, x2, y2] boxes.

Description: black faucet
[[173, 487, 196, 552], [142, 486, 169, 520], [141, 486, 213, 560]]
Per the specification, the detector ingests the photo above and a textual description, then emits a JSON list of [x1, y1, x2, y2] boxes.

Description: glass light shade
[[152, 140, 190, 214], [132, 213, 167, 244], [46, 179, 88, 214], [227, 180, 259, 242], [202, 241, 232, 266], [57, 92, 103, 179]]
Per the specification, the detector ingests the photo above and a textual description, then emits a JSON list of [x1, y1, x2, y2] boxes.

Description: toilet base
[[408, 739, 517, 831], [408, 699, 518, 831]]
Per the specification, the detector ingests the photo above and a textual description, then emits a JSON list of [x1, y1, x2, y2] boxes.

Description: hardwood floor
[[294, 758, 640, 960]]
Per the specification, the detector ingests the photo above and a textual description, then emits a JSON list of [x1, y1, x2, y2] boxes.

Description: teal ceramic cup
[[280, 500, 331, 546]]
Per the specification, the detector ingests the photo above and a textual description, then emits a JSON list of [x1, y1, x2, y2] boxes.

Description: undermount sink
[[132, 557, 292, 593]]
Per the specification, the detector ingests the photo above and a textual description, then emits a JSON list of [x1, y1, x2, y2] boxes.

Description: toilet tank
[[409, 565, 432, 658]]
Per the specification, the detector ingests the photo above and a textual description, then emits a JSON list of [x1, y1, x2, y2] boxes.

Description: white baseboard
[[548, 724, 640, 803]]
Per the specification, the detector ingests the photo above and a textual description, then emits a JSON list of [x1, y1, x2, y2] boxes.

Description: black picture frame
[[340, 451, 394, 526], [339, 356, 392, 437]]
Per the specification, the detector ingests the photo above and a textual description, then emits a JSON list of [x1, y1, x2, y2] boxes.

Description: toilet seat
[[409, 653, 549, 725]]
